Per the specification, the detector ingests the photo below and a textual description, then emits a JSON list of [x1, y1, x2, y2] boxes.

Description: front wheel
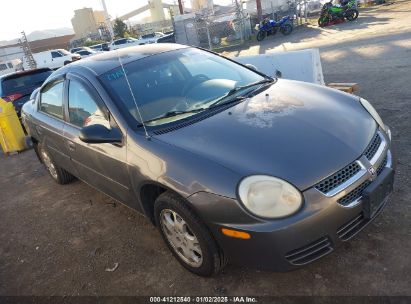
[[256, 30, 267, 41], [318, 16, 328, 27], [280, 24, 293, 35], [345, 9, 359, 21], [154, 191, 226, 276]]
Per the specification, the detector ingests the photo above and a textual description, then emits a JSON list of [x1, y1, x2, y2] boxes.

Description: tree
[[113, 18, 128, 38]]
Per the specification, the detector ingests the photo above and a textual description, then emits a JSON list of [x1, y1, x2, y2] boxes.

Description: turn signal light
[[221, 228, 251, 239]]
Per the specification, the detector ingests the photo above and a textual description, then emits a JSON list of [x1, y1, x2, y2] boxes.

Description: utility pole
[[256, 0, 262, 19], [101, 0, 114, 41], [177, 0, 184, 14]]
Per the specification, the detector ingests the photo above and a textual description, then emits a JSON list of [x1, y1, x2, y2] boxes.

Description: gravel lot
[[1, 0, 410, 297]]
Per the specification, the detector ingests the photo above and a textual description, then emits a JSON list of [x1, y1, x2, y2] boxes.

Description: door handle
[[67, 140, 76, 151]]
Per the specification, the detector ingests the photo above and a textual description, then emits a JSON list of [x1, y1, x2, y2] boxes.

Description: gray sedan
[[22, 44, 395, 276]]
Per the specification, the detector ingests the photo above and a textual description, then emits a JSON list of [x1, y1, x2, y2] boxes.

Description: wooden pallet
[[327, 82, 359, 94]]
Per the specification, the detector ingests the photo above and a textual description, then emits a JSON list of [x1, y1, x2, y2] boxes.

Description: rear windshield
[[1, 70, 52, 95]]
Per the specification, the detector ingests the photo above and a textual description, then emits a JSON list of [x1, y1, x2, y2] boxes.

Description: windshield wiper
[[142, 108, 206, 124], [209, 78, 274, 108]]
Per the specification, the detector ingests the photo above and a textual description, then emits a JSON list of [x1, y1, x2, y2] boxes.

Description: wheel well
[[140, 183, 167, 224]]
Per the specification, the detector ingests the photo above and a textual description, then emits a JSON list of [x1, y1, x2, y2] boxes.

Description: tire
[[318, 17, 327, 27], [39, 144, 75, 185], [345, 9, 359, 21], [256, 30, 266, 41], [64, 61, 71, 66], [154, 191, 226, 276], [280, 24, 293, 35]]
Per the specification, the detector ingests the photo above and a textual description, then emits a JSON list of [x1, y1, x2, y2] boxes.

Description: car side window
[[51, 51, 62, 58], [68, 80, 110, 128], [40, 81, 64, 119]]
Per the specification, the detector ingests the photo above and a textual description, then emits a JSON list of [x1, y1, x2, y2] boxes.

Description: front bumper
[[188, 130, 396, 271]]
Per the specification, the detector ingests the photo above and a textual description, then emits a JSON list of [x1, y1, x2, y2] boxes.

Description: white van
[[23, 49, 80, 70], [0, 59, 22, 76]]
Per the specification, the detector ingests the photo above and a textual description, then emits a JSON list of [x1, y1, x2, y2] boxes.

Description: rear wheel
[[256, 30, 267, 41], [39, 144, 75, 184], [154, 191, 226, 276], [345, 9, 359, 21]]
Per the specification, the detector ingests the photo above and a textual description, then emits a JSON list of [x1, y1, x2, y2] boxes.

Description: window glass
[[0, 64, 7, 71], [40, 81, 64, 119], [51, 51, 62, 58], [99, 48, 265, 127], [7, 63, 13, 68], [68, 80, 109, 128], [2, 70, 52, 96]]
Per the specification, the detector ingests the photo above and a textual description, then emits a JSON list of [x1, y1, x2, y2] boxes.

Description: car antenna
[[115, 49, 151, 140]]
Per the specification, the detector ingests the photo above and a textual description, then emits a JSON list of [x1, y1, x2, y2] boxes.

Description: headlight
[[238, 175, 302, 218], [359, 98, 386, 131]]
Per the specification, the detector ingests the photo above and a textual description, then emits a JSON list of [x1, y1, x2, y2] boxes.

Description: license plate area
[[362, 168, 394, 219]]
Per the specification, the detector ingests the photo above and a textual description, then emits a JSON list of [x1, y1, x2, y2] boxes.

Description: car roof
[[65, 43, 189, 76]]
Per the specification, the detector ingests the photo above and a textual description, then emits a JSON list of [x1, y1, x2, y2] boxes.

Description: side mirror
[[79, 124, 122, 144]]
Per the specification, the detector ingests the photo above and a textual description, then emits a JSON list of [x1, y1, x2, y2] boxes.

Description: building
[[71, 7, 106, 39], [191, 0, 214, 12]]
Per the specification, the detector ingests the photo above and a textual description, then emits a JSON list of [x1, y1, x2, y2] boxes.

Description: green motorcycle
[[318, 0, 359, 27]]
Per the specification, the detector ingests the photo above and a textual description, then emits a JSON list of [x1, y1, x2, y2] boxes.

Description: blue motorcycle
[[256, 16, 293, 41]]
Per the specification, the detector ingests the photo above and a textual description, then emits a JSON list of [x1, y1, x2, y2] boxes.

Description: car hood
[[156, 79, 376, 190]]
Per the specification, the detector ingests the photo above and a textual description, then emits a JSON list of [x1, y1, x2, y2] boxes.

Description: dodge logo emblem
[[368, 166, 377, 181]]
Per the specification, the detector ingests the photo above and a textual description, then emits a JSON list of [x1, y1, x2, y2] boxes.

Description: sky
[[0, 0, 233, 41]]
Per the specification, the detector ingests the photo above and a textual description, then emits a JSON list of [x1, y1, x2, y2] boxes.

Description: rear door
[[36, 78, 73, 172], [62, 73, 133, 204]]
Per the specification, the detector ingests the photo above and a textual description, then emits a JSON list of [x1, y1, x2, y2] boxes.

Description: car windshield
[[2, 70, 52, 95], [99, 47, 268, 127]]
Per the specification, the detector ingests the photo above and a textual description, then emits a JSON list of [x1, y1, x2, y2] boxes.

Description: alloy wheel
[[160, 209, 203, 268], [41, 150, 58, 180]]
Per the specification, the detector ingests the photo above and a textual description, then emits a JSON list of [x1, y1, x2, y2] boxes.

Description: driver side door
[[62, 74, 133, 205]]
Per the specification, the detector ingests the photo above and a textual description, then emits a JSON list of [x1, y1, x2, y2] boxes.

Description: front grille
[[363, 132, 381, 160], [337, 213, 367, 241], [315, 162, 361, 194], [337, 149, 388, 207], [285, 236, 333, 265], [338, 180, 371, 206]]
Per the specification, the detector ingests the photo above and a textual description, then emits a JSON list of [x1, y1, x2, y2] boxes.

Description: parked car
[[70, 47, 95, 54], [89, 43, 110, 52], [0, 68, 52, 117], [23, 49, 81, 70], [0, 59, 22, 76], [157, 32, 175, 43], [138, 32, 165, 44], [110, 37, 142, 50], [75, 49, 98, 58], [22, 44, 395, 276]]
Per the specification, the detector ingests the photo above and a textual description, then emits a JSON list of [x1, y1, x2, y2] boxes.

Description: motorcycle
[[318, 0, 359, 27], [256, 16, 294, 41]]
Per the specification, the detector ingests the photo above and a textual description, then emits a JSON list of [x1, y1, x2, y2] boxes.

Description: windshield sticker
[[105, 69, 126, 81]]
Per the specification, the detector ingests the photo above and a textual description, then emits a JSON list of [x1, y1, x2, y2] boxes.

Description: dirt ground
[[1, 0, 410, 297]]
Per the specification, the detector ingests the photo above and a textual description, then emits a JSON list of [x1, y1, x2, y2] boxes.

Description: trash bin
[[0, 97, 26, 154]]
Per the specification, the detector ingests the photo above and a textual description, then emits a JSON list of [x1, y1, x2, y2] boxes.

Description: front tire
[[256, 30, 267, 41], [39, 144, 75, 184], [280, 24, 293, 35], [154, 191, 226, 276]]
